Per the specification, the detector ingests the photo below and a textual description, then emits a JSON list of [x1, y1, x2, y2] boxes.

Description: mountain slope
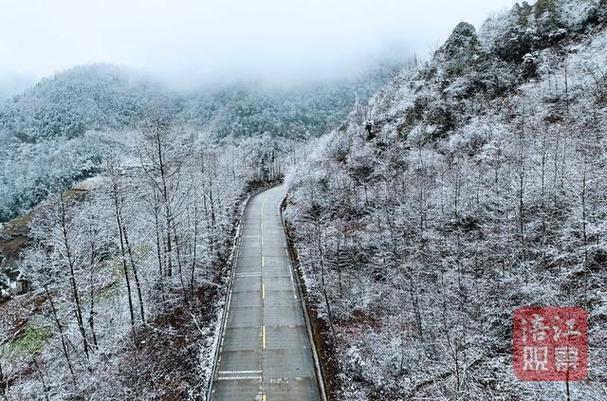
[[177, 63, 400, 139], [0, 61, 398, 223], [285, 1, 607, 400], [0, 62, 399, 144], [0, 64, 172, 142]]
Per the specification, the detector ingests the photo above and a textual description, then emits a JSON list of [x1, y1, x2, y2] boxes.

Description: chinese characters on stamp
[[513, 307, 588, 381]]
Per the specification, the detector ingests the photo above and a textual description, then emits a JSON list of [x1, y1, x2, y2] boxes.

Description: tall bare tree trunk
[[190, 205, 199, 300], [45, 286, 77, 389], [123, 226, 146, 323], [59, 195, 90, 359], [111, 181, 135, 333]]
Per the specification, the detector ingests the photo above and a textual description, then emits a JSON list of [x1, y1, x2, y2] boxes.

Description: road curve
[[210, 185, 322, 401]]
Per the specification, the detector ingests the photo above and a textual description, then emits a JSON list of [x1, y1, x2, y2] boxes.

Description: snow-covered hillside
[[285, 1, 607, 399]]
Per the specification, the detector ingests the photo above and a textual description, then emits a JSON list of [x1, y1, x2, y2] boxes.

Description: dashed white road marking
[[235, 272, 262, 277], [218, 370, 262, 375], [216, 376, 262, 381], [261, 199, 265, 231]]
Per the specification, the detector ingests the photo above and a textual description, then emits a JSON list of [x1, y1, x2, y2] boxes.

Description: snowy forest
[[1, 0, 607, 400], [285, 0, 607, 399], [2, 124, 251, 399]]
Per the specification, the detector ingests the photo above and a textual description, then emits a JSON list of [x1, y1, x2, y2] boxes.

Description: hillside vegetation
[[285, 0, 607, 399], [0, 118, 279, 400], [0, 62, 396, 222]]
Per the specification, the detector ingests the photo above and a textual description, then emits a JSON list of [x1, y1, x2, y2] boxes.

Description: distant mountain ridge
[[0, 61, 399, 143]]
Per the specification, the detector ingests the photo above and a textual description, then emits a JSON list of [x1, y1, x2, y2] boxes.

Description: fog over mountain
[[1, 0, 520, 87], [0, 74, 34, 100]]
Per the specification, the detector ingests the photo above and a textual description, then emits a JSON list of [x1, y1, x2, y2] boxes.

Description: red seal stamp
[[513, 307, 588, 381]]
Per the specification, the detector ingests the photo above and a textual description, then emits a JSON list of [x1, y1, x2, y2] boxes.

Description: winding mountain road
[[210, 185, 323, 401]]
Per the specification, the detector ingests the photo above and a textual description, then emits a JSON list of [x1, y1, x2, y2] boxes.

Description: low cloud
[[0, 0, 520, 86]]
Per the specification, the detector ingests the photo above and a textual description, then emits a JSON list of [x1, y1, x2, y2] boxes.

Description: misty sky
[[0, 0, 522, 86]]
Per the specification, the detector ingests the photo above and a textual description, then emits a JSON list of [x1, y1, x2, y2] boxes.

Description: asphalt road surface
[[211, 185, 322, 401]]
